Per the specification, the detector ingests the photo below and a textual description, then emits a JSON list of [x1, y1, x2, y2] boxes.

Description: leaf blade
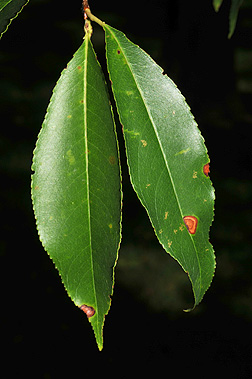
[[213, 0, 223, 12], [104, 25, 215, 307], [228, 0, 243, 38], [31, 35, 122, 350]]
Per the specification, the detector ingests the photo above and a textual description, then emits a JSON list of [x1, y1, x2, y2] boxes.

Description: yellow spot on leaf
[[146, 183, 151, 188], [141, 140, 147, 147], [193, 171, 197, 179], [108, 224, 113, 229], [175, 148, 190, 156], [164, 211, 169, 220], [174, 229, 178, 234], [124, 129, 140, 137], [66, 150, 75, 165], [179, 223, 185, 231], [67, 115, 72, 119], [159, 229, 163, 234], [167, 240, 172, 248]]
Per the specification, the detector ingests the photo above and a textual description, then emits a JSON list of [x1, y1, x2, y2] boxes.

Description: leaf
[[228, 0, 243, 38], [0, 0, 29, 39], [104, 24, 215, 308], [212, 0, 243, 37], [31, 30, 122, 350], [213, 0, 223, 12]]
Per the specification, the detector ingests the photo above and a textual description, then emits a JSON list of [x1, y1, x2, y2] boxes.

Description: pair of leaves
[[31, 18, 215, 350], [213, 0, 244, 38]]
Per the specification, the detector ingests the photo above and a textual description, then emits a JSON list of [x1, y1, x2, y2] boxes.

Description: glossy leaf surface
[[104, 24, 215, 308], [31, 33, 121, 350], [0, 0, 29, 39]]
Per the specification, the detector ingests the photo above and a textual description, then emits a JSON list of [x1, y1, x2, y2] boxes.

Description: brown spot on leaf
[[80, 304, 95, 318], [109, 156, 116, 165], [203, 163, 210, 177], [183, 216, 198, 234], [117, 50, 121, 54]]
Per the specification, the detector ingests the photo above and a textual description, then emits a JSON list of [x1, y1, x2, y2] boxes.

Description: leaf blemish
[[117, 50, 121, 54], [109, 156, 116, 165], [179, 223, 185, 231], [141, 140, 147, 147], [126, 90, 134, 96], [167, 240, 172, 248], [66, 150, 75, 165], [164, 211, 169, 220], [124, 129, 140, 137], [175, 148, 190, 156], [80, 304, 96, 318], [193, 171, 197, 179], [203, 163, 210, 177], [183, 216, 198, 234]]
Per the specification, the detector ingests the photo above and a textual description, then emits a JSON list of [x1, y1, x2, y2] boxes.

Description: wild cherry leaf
[[228, 0, 243, 38], [104, 24, 215, 309], [213, 0, 243, 38], [31, 27, 122, 350], [0, 0, 29, 39], [213, 0, 223, 12]]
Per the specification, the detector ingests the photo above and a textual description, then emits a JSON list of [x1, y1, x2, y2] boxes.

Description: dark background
[[1, 0, 252, 377]]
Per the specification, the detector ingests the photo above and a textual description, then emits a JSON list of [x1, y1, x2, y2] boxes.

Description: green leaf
[[31, 32, 122, 350], [228, 0, 243, 38], [213, 0, 223, 12], [0, 0, 29, 39], [104, 24, 215, 308]]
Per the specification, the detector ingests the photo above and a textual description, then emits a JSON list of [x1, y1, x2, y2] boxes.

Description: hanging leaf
[[0, 0, 29, 39], [228, 0, 243, 38], [104, 24, 215, 308], [213, 0, 223, 12], [213, 0, 243, 38], [31, 25, 122, 350]]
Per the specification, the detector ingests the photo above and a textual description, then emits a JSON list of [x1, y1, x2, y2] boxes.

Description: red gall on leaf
[[183, 216, 198, 234], [80, 304, 96, 318]]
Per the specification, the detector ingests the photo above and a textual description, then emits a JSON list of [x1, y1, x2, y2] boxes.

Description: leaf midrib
[[105, 26, 202, 300], [83, 37, 98, 316]]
